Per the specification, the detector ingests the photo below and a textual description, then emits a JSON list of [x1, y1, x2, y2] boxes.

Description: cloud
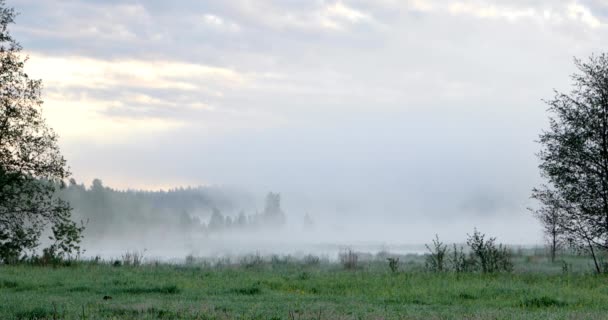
[[23, 52, 284, 141]]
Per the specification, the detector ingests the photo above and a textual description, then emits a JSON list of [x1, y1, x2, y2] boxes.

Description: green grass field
[[1, 255, 607, 319]]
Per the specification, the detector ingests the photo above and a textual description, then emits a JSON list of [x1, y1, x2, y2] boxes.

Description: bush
[[121, 250, 146, 266], [425, 235, 448, 272], [303, 254, 321, 266], [339, 249, 358, 270], [466, 229, 513, 273], [449, 244, 472, 273], [240, 253, 264, 269], [185, 254, 195, 265], [387, 257, 399, 273]]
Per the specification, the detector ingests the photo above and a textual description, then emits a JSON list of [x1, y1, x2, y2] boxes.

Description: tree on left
[[0, 1, 83, 264]]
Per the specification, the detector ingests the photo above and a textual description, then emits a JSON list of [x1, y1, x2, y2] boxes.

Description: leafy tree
[[532, 54, 608, 273], [0, 2, 82, 263]]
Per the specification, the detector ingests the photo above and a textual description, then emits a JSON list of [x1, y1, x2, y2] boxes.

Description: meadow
[[1, 252, 608, 319]]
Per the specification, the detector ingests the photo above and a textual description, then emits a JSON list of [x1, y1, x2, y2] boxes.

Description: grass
[[0, 254, 607, 319]]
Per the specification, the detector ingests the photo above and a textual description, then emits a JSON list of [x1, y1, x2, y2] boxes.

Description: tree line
[[61, 179, 287, 240]]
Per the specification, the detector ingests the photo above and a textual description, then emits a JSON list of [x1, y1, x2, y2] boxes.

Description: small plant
[[387, 257, 399, 273], [121, 250, 146, 266], [339, 249, 358, 270], [425, 235, 448, 272]]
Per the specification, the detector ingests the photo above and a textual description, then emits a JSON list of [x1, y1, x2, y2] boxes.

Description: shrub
[[466, 229, 513, 273], [449, 244, 472, 273], [339, 249, 358, 270], [303, 254, 321, 266], [185, 254, 195, 265], [240, 253, 264, 269], [121, 250, 146, 266], [387, 257, 399, 273], [425, 235, 448, 272]]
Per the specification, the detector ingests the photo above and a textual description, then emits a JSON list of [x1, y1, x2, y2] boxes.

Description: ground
[[0, 255, 607, 319]]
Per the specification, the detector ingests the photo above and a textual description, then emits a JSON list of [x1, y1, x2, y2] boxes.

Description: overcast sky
[[9, 0, 608, 242]]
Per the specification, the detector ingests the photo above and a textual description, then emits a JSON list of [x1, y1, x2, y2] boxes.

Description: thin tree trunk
[[587, 238, 601, 274], [551, 234, 556, 263]]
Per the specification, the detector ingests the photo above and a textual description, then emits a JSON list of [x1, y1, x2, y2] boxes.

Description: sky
[[8, 0, 608, 243]]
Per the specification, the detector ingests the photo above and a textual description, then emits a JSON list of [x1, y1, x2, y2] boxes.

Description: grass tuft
[[15, 307, 53, 320], [458, 292, 477, 300], [231, 285, 262, 295], [122, 284, 180, 294], [0, 279, 18, 289], [522, 296, 567, 308]]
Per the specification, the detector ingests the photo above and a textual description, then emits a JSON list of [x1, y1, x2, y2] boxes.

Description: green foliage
[[302, 254, 321, 266], [339, 249, 358, 270], [387, 257, 399, 273], [425, 235, 448, 272], [425, 230, 513, 273], [122, 284, 180, 294], [449, 244, 471, 273], [231, 285, 262, 295], [121, 250, 146, 266], [533, 53, 608, 273], [0, 1, 83, 264], [40, 220, 85, 265], [467, 229, 513, 273], [522, 296, 567, 308]]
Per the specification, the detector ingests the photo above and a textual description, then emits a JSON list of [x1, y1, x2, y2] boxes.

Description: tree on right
[[532, 54, 608, 273]]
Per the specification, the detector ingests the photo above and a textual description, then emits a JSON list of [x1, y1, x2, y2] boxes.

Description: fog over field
[[11, 0, 608, 258]]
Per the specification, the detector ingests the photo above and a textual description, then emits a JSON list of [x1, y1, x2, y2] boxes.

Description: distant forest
[[60, 179, 287, 240]]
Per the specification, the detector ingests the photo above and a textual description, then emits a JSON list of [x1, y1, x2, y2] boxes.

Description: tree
[[529, 189, 565, 263], [532, 54, 608, 273], [207, 208, 225, 230], [0, 2, 82, 263], [263, 192, 285, 225]]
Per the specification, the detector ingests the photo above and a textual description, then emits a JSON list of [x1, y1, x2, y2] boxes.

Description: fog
[[65, 174, 540, 261]]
